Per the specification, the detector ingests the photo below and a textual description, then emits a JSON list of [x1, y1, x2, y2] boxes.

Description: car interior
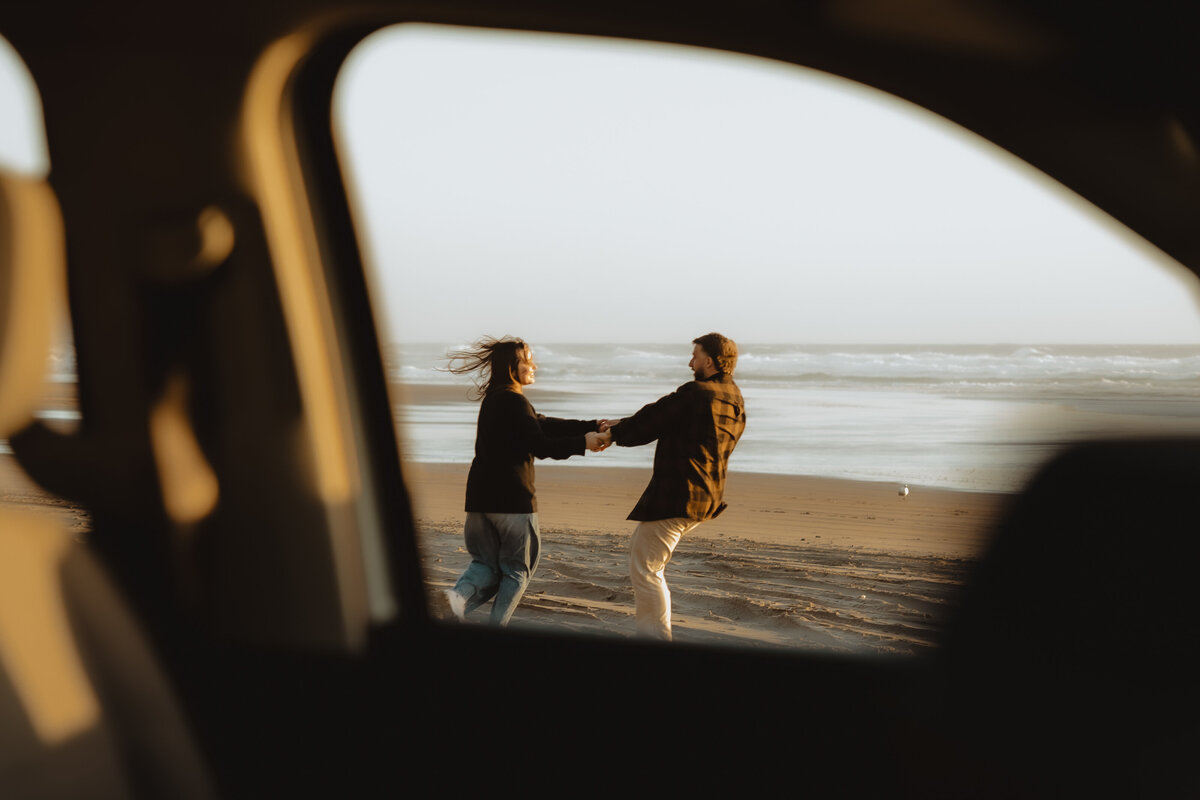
[[1, 2, 1198, 797]]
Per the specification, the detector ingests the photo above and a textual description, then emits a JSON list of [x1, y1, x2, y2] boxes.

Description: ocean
[[389, 342, 1200, 493], [8, 342, 1200, 495]]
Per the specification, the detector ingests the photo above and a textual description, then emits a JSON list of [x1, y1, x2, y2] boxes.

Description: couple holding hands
[[443, 333, 745, 641]]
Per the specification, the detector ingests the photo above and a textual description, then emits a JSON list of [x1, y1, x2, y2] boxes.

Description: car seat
[[0, 171, 216, 799]]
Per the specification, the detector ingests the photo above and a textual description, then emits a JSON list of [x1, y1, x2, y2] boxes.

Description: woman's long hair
[[443, 336, 528, 400]]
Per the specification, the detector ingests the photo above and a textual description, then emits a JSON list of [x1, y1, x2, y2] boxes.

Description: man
[[597, 333, 746, 640]]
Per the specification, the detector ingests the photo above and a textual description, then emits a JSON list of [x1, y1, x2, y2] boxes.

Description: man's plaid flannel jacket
[[611, 372, 745, 522]]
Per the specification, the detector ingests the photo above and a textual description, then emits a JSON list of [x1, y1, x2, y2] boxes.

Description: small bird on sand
[[899, 484, 909, 497]]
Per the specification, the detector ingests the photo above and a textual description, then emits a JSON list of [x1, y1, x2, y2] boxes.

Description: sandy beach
[[1, 433, 1010, 657], [392, 381, 1011, 654], [408, 461, 1009, 654]]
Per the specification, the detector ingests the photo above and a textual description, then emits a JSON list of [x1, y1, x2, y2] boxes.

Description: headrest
[[0, 171, 64, 438]]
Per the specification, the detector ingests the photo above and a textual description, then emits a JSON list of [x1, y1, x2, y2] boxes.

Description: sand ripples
[[419, 522, 972, 656]]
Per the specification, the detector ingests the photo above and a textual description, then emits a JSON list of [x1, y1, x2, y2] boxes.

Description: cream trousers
[[629, 517, 701, 640]]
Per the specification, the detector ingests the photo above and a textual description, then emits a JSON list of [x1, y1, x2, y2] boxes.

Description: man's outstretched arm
[[605, 387, 688, 448]]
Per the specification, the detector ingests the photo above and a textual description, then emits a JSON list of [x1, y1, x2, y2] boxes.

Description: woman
[[443, 336, 608, 626]]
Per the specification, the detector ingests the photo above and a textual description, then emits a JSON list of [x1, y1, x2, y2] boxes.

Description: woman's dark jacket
[[464, 388, 596, 513]]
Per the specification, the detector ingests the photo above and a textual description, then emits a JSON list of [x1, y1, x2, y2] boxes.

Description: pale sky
[[333, 24, 1200, 345], [5, 26, 1200, 345]]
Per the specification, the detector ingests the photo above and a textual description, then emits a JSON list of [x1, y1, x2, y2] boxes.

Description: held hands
[[585, 430, 613, 452], [586, 421, 616, 453]]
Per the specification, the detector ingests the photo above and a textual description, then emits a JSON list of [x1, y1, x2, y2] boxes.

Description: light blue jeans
[[452, 512, 541, 626]]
